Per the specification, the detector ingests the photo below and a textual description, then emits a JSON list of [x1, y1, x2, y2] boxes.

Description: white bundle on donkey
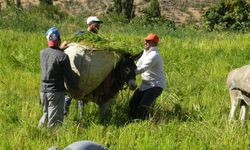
[[64, 43, 120, 98]]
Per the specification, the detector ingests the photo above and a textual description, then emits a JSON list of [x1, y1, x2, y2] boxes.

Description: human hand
[[60, 41, 69, 50]]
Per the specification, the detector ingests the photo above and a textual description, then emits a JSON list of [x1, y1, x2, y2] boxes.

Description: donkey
[[65, 44, 139, 117], [82, 52, 137, 115], [226, 65, 250, 125]]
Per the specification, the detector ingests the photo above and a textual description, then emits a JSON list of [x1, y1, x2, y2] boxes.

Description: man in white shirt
[[129, 33, 166, 119]]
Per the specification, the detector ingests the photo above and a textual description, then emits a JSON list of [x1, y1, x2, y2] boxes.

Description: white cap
[[86, 16, 103, 25]]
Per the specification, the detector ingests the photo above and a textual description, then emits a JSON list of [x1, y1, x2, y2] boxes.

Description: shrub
[[0, 5, 68, 32], [144, 0, 161, 17], [130, 0, 175, 29], [112, 0, 134, 19], [203, 0, 250, 31], [101, 12, 129, 24], [131, 15, 175, 29]]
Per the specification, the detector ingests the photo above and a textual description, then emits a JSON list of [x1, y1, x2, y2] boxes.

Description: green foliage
[[0, 5, 68, 32], [131, 15, 176, 29], [144, 0, 161, 17], [101, 12, 129, 24], [70, 32, 106, 43], [203, 0, 250, 31], [130, 0, 175, 29], [1, 27, 250, 150], [70, 31, 135, 55], [0, 6, 250, 150], [0, 30, 42, 72], [39, 0, 53, 5], [113, 0, 122, 13], [112, 0, 134, 19]]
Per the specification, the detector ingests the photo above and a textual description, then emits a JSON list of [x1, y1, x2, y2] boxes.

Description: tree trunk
[[123, 0, 134, 19], [113, 0, 134, 19], [15, 0, 21, 8], [40, 0, 53, 5]]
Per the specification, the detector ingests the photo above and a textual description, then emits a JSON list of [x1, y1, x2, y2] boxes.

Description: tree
[[39, 0, 53, 5], [113, 0, 134, 19], [203, 0, 250, 31], [144, 0, 161, 17]]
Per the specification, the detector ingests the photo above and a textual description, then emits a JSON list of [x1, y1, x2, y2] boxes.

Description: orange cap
[[144, 33, 160, 43]]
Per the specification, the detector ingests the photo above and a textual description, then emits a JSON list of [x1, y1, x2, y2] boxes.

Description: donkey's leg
[[77, 100, 86, 119], [239, 100, 249, 125], [229, 90, 240, 121], [99, 99, 113, 118]]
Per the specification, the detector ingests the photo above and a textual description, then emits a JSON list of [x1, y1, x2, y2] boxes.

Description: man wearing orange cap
[[38, 27, 80, 128], [129, 33, 166, 119]]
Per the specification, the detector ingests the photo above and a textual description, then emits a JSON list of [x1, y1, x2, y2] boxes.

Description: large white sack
[[64, 43, 120, 98]]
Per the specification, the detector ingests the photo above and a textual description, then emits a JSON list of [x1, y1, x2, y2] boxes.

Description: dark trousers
[[129, 87, 163, 119], [64, 95, 83, 117]]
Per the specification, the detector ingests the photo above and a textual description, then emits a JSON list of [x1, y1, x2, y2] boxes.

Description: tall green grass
[[0, 7, 250, 150]]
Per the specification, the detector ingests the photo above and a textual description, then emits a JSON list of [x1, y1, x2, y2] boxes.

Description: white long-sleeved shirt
[[136, 46, 166, 91]]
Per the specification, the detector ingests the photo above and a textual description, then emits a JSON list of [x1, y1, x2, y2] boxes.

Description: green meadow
[[0, 8, 250, 150]]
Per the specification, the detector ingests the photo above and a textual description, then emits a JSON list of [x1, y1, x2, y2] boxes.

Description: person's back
[[38, 27, 80, 128], [40, 47, 69, 92]]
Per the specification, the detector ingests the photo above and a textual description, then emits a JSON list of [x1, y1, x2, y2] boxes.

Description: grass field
[[0, 10, 250, 149]]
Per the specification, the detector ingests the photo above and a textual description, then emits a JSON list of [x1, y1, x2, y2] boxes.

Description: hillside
[[0, 0, 218, 24]]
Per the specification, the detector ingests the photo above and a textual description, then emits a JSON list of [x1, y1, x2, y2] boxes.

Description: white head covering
[[86, 16, 103, 25]]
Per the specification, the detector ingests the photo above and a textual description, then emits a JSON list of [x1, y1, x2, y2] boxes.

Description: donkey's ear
[[132, 51, 143, 61]]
